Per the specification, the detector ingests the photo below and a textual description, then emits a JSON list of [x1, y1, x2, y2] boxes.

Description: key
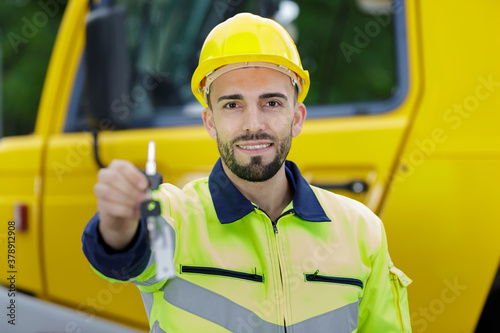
[[140, 141, 175, 280]]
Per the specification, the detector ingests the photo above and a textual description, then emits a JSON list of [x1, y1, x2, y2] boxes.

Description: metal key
[[140, 141, 175, 280]]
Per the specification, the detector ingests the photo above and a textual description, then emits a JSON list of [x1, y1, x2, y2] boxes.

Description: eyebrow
[[217, 94, 243, 103], [217, 92, 288, 104], [259, 93, 288, 101]]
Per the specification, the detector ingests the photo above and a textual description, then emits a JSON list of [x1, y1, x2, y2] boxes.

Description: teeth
[[238, 144, 271, 150]]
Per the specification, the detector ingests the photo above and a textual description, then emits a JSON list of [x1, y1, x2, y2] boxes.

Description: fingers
[[94, 159, 149, 220], [108, 159, 149, 191], [94, 159, 149, 249], [94, 182, 141, 209], [96, 170, 145, 205], [97, 197, 138, 220], [97, 160, 147, 198]]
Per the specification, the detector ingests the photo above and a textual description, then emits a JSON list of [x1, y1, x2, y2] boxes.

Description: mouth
[[237, 143, 273, 150], [235, 142, 274, 155]]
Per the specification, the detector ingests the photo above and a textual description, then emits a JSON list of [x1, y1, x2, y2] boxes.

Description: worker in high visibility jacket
[[82, 12, 412, 333]]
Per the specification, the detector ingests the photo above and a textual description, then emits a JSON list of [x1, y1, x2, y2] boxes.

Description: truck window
[[65, 0, 407, 132]]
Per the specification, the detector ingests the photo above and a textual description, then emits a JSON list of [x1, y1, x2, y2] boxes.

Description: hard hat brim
[[192, 54, 310, 108]]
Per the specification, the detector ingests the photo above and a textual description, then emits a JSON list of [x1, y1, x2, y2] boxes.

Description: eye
[[266, 100, 281, 107], [224, 102, 239, 109]]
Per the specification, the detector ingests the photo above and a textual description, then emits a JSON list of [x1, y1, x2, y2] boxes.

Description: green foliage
[[295, 0, 396, 105], [0, 0, 67, 136]]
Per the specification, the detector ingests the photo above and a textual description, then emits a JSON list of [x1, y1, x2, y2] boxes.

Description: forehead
[[210, 67, 294, 99]]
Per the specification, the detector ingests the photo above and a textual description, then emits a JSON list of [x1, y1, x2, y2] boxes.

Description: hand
[[94, 159, 149, 250]]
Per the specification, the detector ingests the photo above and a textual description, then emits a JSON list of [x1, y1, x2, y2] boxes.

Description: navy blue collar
[[208, 158, 331, 224]]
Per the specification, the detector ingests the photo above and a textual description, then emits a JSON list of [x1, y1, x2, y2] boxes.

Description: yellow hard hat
[[191, 13, 310, 107]]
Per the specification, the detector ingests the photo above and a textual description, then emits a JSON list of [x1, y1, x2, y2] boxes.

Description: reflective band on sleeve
[[151, 320, 167, 333], [163, 277, 281, 332], [140, 291, 154, 322], [132, 217, 176, 293]]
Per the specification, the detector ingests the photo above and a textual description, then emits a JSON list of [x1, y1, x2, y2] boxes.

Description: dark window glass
[[66, 0, 404, 131]]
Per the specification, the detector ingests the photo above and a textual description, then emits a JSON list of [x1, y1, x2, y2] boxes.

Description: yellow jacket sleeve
[[358, 223, 412, 332]]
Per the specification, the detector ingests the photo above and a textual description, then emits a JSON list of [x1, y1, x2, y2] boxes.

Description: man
[[82, 13, 412, 333]]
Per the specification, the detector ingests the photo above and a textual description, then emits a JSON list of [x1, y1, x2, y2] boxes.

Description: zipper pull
[[312, 269, 319, 279], [272, 220, 278, 233], [253, 267, 260, 280]]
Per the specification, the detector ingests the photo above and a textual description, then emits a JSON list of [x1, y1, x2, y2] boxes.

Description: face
[[202, 66, 306, 182]]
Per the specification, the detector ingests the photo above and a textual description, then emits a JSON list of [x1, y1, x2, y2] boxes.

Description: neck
[[221, 161, 293, 221]]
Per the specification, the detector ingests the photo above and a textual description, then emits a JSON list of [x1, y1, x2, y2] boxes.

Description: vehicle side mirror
[[85, 5, 130, 129]]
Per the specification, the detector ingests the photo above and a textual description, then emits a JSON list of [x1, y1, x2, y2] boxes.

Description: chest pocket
[[304, 270, 364, 289], [181, 265, 264, 283]]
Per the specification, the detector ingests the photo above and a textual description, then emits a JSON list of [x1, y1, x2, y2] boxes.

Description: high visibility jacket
[[82, 159, 412, 333]]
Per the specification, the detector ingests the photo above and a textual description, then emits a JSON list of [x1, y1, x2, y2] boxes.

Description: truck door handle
[[311, 180, 368, 194]]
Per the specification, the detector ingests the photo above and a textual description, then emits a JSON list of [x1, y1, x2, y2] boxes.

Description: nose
[[243, 104, 265, 133]]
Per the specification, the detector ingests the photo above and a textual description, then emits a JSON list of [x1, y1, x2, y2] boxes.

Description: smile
[[237, 143, 272, 150]]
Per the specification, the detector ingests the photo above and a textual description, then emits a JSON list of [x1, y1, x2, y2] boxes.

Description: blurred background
[[0, 0, 68, 137]]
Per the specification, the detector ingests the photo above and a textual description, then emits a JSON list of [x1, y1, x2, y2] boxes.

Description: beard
[[217, 128, 292, 182]]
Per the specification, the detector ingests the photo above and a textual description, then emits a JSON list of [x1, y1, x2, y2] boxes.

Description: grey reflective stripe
[[151, 320, 167, 333], [163, 277, 282, 333], [287, 298, 361, 333], [141, 291, 154, 321], [134, 217, 176, 287]]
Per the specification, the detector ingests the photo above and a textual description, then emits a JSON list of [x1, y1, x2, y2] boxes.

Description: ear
[[291, 103, 307, 138], [202, 107, 217, 140]]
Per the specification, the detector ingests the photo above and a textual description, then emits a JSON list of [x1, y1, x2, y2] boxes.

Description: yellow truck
[[1, 0, 499, 332]]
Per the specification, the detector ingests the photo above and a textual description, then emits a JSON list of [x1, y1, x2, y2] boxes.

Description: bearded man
[[83, 12, 412, 333]]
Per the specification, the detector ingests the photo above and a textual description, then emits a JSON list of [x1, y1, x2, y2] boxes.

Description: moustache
[[231, 133, 276, 145]]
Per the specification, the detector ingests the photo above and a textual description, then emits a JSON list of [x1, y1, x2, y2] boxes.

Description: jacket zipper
[[181, 265, 263, 283], [305, 270, 364, 289], [260, 209, 294, 332]]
